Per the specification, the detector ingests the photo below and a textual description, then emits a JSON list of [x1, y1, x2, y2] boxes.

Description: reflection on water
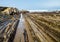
[[14, 13, 25, 42], [20, 13, 24, 22], [18, 13, 25, 34]]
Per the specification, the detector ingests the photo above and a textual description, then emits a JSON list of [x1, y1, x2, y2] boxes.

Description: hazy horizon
[[0, 0, 60, 10]]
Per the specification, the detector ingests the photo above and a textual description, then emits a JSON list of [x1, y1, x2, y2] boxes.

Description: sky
[[0, 0, 60, 10]]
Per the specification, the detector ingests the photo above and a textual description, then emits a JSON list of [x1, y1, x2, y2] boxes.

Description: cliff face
[[0, 7, 19, 15], [0, 7, 20, 24], [0, 7, 8, 11]]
